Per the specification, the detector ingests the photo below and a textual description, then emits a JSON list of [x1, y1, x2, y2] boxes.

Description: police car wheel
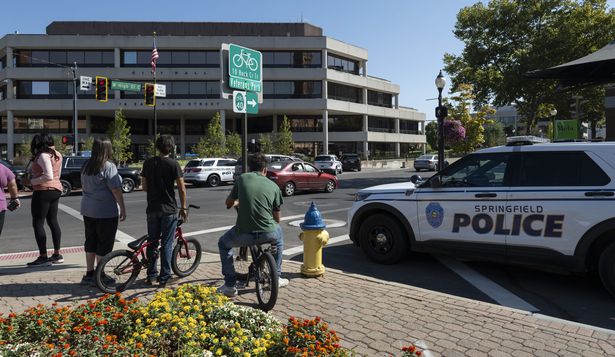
[[208, 174, 221, 187], [598, 243, 615, 298], [359, 214, 408, 264]]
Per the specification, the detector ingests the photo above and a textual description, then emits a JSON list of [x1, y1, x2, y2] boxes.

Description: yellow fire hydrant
[[299, 202, 329, 277]]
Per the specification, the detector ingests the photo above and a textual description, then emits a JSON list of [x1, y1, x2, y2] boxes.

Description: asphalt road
[[2, 168, 615, 331]]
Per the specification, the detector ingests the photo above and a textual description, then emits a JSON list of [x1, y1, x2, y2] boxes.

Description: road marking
[[282, 234, 350, 256], [183, 208, 350, 238], [58, 203, 134, 245], [437, 256, 538, 312]]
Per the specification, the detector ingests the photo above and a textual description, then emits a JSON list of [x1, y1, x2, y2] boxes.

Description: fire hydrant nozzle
[[299, 202, 329, 277]]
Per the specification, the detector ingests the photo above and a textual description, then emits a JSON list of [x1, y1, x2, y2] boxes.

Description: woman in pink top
[[27, 133, 63, 267]]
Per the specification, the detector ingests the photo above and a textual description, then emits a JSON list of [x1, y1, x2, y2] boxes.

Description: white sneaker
[[216, 284, 238, 297], [278, 278, 289, 288]]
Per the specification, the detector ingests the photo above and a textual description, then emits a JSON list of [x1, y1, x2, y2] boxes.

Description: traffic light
[[144, 83, 155, 106], [61, 136, 74, 145], [95, 76, 108, 102]]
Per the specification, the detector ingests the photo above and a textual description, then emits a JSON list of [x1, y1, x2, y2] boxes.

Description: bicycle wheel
[[234, 246, 251, 282], [95, 250, 140, 293], [254, 252, 278, 311], [171, 238, 202, 277]]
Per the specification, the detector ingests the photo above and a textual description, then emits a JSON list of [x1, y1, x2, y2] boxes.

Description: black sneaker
[[144, 277, 156, 286], [49, 254, 64, 264], [27, 256, 51, 267], [80, 275, 94, 286]]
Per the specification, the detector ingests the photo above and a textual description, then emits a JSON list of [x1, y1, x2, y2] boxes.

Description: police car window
[[440, 154, 508, 187], [218, 160, 236, 167], [518, 152, 610, 186], [202, 160, 215, 167]]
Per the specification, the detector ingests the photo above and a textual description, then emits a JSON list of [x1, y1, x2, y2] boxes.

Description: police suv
[[183, 158, 236, 187], [348, 139, 615, 296]]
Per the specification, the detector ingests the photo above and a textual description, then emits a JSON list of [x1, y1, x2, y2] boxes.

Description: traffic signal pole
[[71, 62, 78, 156]]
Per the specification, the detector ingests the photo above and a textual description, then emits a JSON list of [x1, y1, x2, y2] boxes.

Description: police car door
[[415, 152, 510, 259]]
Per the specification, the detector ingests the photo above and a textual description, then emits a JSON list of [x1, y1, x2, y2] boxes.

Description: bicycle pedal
[[236, 280, 248, 289]]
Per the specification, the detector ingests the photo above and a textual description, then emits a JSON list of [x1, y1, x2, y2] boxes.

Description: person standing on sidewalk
[[217, 153, 288, 297], [26, 133, 63, 267], [79, 138, 127, 284], [0, 163, 20, 236], [141, 135, 187, 287]]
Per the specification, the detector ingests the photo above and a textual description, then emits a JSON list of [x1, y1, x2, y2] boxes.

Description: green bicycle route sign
[[229, 44, 262, 93]]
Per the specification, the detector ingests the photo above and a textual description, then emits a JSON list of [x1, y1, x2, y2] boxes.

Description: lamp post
[[550, 108, 557, 142], [435, 71, 447, 171]]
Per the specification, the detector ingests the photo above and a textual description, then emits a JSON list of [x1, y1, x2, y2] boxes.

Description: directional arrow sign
[[246, 92, 258, 114], [79, 76, 92, 91], [233, 90, 246, 114]]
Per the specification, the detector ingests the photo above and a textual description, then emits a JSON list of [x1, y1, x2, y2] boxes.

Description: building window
[[90, 117, 112, 134], [328, 115, 362, 132], [368, 116, 395, 133], [17, 81, 99, 99], [126, 119, 149, 135], [368, 142, 396, 159], [328, 142, 359, 156], [368, 90, 393, 108], [327, 54, 360, 74], [263, 81, 321, 99], [248, 116, 273, 133], [262, 51, 321, 68], [327, 83, 362, 103], [280, 115, 323, 132], [158, 120, 179, 134], [121, 81, 219, 99], [185, 119, 209, 135], [399, 120, 419, 134], [121, 50, 219, 67], [14, 50, 114, 67], [10, 116, 84, 134]]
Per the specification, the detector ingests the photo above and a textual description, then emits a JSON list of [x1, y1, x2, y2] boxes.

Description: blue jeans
[[146, 212, 177, 282], [218, 224, 283, 287]]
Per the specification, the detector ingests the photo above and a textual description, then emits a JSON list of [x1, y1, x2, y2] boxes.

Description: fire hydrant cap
[[300, 202, 326, 230]]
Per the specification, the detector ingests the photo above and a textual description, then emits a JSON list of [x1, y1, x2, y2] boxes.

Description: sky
[[2, 0, 613, 121]]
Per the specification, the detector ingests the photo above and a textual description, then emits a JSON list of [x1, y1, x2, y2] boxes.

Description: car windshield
[[417, 155, 435, 160], [314, 156, 332, 161]]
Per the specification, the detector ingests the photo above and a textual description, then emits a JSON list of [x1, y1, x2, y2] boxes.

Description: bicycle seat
[[127, 234, 149, 250]]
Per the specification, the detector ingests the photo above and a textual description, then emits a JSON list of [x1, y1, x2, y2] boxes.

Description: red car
[[266, 161, 338, 196]]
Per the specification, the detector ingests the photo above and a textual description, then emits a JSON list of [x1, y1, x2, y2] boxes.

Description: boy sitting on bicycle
[[217, 153, 289, 297]]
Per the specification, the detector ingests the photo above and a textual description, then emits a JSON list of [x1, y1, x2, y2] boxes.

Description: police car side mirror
[[410, 174, 422, 184], [430, 175, 442, 188]]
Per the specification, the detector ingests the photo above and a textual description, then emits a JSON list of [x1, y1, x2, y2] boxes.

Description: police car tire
[[359, 214, 408, 264], [208, 174, 221, 187], [598, 243, 615, 298]]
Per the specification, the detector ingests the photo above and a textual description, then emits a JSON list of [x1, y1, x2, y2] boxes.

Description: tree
[[225, 131, 242, 158], [444, 0, 615, 133], [259, 134, 274, 154], [483, 121, 506, 147], [107, 109, 132, 165], [52, 136, 71, 156], [193, 112, 226, 158], [443, 119, 466, 146], [446, 83, 495, 154], [147, 133, 160, 158], [425, 121, 438, 151], [81, 136, 95, 152], [274, 115, 294, 155]]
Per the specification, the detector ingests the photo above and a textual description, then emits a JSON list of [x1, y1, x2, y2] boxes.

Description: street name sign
[[233, 90, 246, 113], [155, 84, 167, 98], [228, 44, 262, 92], [246, 92, 258, 114], [110, 80, 142, 92], [79, 76, 92, 91]]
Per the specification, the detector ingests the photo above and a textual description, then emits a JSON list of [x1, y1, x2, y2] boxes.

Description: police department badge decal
[[426, 202, 444, 228]]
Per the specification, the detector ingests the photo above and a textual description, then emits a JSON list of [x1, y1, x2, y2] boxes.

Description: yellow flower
[[215, 348, 223, 356], [186, 332, 193, 338], [234, 347, 241, 353]]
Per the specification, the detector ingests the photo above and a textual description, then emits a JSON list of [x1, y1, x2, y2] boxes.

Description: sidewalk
[[1, 248, 614, 356]]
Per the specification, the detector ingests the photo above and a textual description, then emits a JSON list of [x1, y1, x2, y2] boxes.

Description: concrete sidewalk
[[1, 248, 614, 356]]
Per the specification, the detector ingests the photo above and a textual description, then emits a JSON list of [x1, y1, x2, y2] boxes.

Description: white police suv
[[183, 158, 236, 187], [348, 139, 615, 296]]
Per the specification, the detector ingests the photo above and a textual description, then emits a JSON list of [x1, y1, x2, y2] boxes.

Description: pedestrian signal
[[144, 83, 155, 106], [95, 76, 108, 102]]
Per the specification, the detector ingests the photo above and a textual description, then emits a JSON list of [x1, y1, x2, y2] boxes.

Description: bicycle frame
[[123, 224, 192, 274]]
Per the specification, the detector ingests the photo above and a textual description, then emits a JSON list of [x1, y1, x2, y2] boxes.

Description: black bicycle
[[233, 244, 279, 311], [95, 205, 202, 293]]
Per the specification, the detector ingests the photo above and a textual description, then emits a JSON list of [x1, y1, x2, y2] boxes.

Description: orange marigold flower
[[136, 342, 143, 349], [37, 319, 43, 325], [105, 335, 113, 342]]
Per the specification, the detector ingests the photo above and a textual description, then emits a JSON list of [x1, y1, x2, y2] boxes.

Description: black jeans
[[31, 190, 62, 255], [0, 210, 5, 237]]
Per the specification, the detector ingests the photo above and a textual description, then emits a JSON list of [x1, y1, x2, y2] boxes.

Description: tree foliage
[[81, 136, 95, 152], [193, 112, 226, 158], [483, 121, 507, 147], [274, 115, 294, 155], [259, 134, 274, 154], [443, 120, 466, 145], [52, 136, 72, 156], [225, 131, 242, 158], [425, 121, 438, 150], [444, 0, 615, 133], [446, 83, 495, 154], [107, 109, 133, 165], [147, 133, 160, 158]]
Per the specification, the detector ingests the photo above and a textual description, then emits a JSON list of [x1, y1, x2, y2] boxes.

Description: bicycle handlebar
[[188, 204, 200, 209]]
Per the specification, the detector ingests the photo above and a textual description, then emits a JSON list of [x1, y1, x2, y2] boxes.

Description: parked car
[[233, 154, 296, 179], [341, 153, 362, 172], [266, 161, 338, 197], [413, 154, 449, 171], [0, 159, 26, 190], [183, 158, 236, 187], [59, 156, 141, 196], [313, 155, 343, 175]]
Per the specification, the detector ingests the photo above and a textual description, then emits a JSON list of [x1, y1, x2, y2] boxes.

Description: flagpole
[[153, 31, 158, 140]]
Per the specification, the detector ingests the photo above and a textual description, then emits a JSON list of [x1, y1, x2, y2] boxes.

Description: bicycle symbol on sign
[[232, 49, 259, 72]]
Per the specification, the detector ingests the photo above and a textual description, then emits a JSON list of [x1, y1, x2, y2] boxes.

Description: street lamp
[[435, 70, 447, 171], [550, 108, 557, 142]]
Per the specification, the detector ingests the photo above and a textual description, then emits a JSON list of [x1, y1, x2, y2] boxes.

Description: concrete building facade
[[0, 22, 426, 161]]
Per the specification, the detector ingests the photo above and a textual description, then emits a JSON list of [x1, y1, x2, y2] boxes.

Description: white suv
[[314, 155, 343, 175], [183, 158, 236, 187], [348, 141, 615, 297]]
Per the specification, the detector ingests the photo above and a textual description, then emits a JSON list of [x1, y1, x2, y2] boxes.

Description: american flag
[[151, 39, 159, 75]]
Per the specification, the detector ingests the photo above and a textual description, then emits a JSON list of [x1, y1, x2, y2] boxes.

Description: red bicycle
[[95, 205, 202, 293]]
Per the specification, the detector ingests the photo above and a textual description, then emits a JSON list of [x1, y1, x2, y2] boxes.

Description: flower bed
[[0, 284, 424, 356]]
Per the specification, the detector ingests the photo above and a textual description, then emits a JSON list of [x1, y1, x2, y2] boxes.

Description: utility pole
[[71, 62, 78, 155]]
